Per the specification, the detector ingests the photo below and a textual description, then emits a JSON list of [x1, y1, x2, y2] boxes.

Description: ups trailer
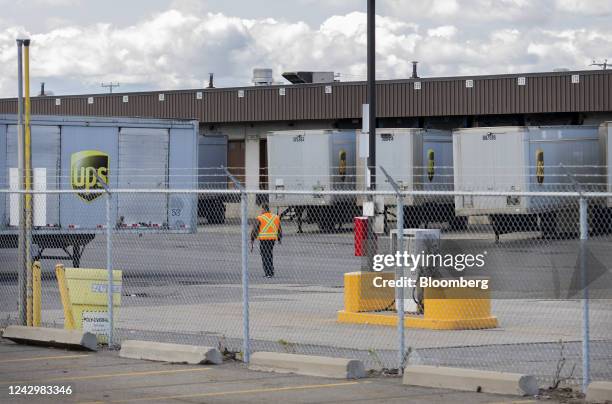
[[198, 134, 228, 224], [0, 115, 198, 267], [453, 125, 605, 241], [267, 129, 358, 231], [601, 122, 612, 206], [356, 128, 465, 231], [599, 121, 612, 232]]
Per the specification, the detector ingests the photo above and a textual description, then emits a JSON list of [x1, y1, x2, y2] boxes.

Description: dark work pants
[[260, 240, 275, 277]]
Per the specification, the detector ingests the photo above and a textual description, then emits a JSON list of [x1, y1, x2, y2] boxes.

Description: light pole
[[16, 39, 26, 325], [367, 0, 376, 190]]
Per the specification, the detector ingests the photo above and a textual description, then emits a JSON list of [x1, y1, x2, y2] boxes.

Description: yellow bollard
[[32, 261, 41, 327], [55, 264, 75, 330], [26, 261, 32, 326]]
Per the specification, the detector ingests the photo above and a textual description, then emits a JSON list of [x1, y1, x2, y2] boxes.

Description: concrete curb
[[119, 340, 222, 365], [402, 365, 539, 396], [1, 326, 97, 351], [586, 381, 612, 403], [249, 352, 365, 379]]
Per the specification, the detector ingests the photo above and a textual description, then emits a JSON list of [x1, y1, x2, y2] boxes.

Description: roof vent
[[253, 68, 273, 86]]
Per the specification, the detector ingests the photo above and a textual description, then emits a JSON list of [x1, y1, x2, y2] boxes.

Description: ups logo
[[71, 150, 109, 202]]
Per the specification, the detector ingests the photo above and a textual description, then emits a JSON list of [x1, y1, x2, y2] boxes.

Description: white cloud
[[556, 0, 612, 15], [0, 7, 611, 97], [26, 0, 80, 6], [427, 26, 458, 39]]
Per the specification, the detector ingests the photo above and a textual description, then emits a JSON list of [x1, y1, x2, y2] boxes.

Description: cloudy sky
[[0, 0, 611, 97]]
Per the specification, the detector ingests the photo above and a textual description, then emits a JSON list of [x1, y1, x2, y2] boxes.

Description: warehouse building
[[1, 68, 611, 195]]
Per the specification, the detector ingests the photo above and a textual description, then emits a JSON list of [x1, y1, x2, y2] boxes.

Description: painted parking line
[[97, 381, 369, 403], [1, 367, 211, 385], [0, 354, 90, 364]]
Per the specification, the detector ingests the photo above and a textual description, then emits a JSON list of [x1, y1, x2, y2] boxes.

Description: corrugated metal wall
[[0, 70, 610, 123]]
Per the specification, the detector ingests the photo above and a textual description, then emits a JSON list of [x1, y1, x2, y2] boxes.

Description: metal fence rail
[[1, 187, 611, 391]]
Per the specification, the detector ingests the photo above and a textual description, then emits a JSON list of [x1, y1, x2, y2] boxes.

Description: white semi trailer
[[453, 125, 604, 240], [357, 128, 464, 231], [267, 130, 358, 231], [600, 121, 612, 233], [601, 122, 612, 207]]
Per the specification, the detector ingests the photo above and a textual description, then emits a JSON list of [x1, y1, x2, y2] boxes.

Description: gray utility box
[[0, 115, 198, 266], [267, 129, 357, 231], [453, 125, 605, 239], [198, 134, 228, 224], [357, 128, 460, 230]]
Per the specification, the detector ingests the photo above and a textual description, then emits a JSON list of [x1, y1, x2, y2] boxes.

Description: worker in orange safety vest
[[250, 203, 282, 278]]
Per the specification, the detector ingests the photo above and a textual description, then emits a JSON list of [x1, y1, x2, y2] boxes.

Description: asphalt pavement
[[0, 220, 611, 384], [0, 338, 570, 404]]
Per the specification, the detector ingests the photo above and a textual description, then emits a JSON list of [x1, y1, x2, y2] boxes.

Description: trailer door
[[492, 130, 524, 192], [0, 124, 5, 228], [457, 131, 496, 192], [118, 128, 169, 228], [198, 135, 228, 190], [422, 131, 453, 192]]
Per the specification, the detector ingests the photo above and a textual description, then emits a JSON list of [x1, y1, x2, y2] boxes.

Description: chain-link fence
[[1, 185, 611, 391]]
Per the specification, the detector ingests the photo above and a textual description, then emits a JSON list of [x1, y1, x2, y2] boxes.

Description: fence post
[[379, 166, 406, 374], [106, 191, 114, 346], [396, 193, 405, 373], [579, 196, 589, 392], [225, 168, 250, 363], [94, 172, 114, 346], [241, 190, 250, 363]]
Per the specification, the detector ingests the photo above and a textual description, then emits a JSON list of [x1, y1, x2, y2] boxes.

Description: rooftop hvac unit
[[253, 68, 273, 86], [282, 71, 335, 84]]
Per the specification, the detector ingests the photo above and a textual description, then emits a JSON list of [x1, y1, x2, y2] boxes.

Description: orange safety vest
[[257, 212, 280, 241]]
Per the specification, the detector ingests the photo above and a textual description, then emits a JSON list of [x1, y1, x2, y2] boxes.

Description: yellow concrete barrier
[[343, 272, 394, 313], [63, 267, 121, 344], [423, 285, 495, 328], [32, 261, 41, 327], [26, 262, 33, 327]]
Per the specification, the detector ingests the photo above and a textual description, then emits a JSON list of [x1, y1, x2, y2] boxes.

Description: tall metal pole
[[579, 197, 589, 392], [23, 39, 33, 326], [367, 0, 376, 189], [16, 39, 26, 326]]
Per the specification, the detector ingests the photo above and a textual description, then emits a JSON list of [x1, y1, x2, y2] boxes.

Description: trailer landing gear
[[0, 233, 97, 268]]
